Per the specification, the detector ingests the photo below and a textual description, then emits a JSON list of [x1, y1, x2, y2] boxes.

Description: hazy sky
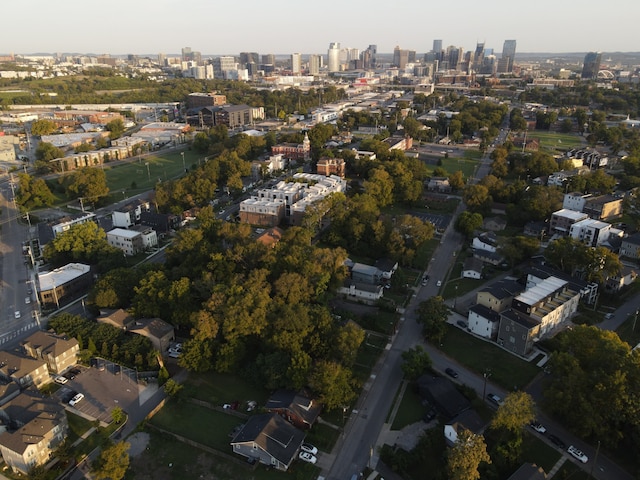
[[3, 0, 639, 55]]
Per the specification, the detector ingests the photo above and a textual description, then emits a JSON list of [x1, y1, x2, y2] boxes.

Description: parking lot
[[55, 363, 156, 424]]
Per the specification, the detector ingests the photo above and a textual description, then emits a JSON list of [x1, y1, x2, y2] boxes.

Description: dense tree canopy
[[15, 173, 54, 211]]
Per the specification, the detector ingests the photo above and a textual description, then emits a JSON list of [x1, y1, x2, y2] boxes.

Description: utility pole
[[482, 368, 491, 400], [633, 310, 638, 332]]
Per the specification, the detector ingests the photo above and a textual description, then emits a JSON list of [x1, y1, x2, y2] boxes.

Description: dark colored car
[[70, 368, 81, 376], [548, 434, 566, 449], [63, 371, 76, 380], [445, 367, 459, 378], [456, 320, 467, 329], [422, 408, 437, 422]]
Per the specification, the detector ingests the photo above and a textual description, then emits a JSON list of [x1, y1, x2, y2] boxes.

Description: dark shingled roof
[[231, 413, 304, 466], [416, 375, 470, 420]]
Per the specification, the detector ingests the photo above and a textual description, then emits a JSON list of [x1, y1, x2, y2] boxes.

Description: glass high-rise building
[[328, 42, 341, 72], [581, 52, 602, 79], [500, 40, 517, 73]]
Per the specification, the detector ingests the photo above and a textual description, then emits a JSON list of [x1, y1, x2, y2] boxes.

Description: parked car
[[54, 376, 68, 385], [298, 451, 317, 464], [529, 421, 547, 434], [567, 445, 588, 463], [548, 434, 566, 449], [456, 320, 467, 329], [436, 280, 442, 287], [445, 367, 459, 379], [70, 368, 81, 376], [300, 443, 318, 455], [422, 408, 437, 422], [486, 393, 503, 406], [68, 393, 84, 406], [14, 311, 20, 319], [63, 371, 76, 380], [24, 296, 31, 304]]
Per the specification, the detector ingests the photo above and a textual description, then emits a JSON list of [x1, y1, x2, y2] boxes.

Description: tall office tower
[[499, 40, 517, 73], [158, 53, 166, 66], [262, 53, 275, 65], [181, 47, 192, 62], [446, 46, 462, 70], [433, 39, 443, 60], [581, 52, 602, 79], [328, 42, 341, 72], [472, 42, 485, 71], [240, 52, 260, 67], [408, 50, 416, 63], [308, 54, 321, 75], [393, 46, 409, 69], [212, 56, 237, 79], [291, 53, 302, 74], [366, 44, 377, 67], [347, 48, 360, 62]]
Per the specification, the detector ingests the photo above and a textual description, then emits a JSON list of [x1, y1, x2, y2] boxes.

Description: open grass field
[[181, 371, 270, 406], [432, 155, 479, 179], [439, 325, 541, 390], [103, 149, 203, 196], [532, 130, 586, 152]]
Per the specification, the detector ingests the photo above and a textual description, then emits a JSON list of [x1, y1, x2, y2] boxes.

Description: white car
[[25, 297, 31, 304], [298, 451, 317, 464], [68, 393, 84, 406], [529, 421, 547, 434], [54, 376, 68, 385], [14, 311, 20, 319], [436, 280, 442, 287], [567, 445, 588, 463], [300, 443, 318, 455]]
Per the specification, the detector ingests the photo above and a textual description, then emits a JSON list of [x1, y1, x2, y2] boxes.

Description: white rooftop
[[38, 263, 90, 291], [107, 228, 141, 239], [552, 208, 589, 220], [516, 276, 567, 306]]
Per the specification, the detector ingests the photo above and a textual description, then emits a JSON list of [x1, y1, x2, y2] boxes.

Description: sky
[[3, 0, 639, 56]]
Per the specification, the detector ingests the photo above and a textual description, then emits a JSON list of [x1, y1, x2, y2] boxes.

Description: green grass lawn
[[531, 131, 586, 152], [181, 371, 270, 407], [66, 411, 94, 444], [390, 384, 424, 430], [150, 399, 243, 451], [103, 150, 202, 195], [303, 423, 341, 453], [616, 313, 640, 349], [439, 325, 541, 390], [428, 156, 478, 179], [125, 427, 319, 480]]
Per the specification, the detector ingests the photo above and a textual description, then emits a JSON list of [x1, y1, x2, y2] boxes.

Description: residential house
[[256, 227, 284, 248], [444, 410, 485, 446], [473, 248, 504, 266], [351, 263, 382, 284], [468, 304, 501, 339], [128, 318, 175, 354], [37, 263, 92, 309], [483, 216, 507, 232], [0, 389, 69, 475], [21, 331, 79, 375], [37, 212, 97, 247], [317, 158, 345, 178], [605, 265, 637, 293], [568, 218, 612, 247], [111, 199, 151, 229], [265, 390, 322, 430], [549, 209, 589, 236], [563, 192, 622, 221], [231, 413, 305, 471], [497, 276, 580, 356], [0, 352, 49, 389], [525, 262, 598, 305], [251, 154, 287, 180], [106, 226, 157, 256], [427, 177, 451, 193], [476, 279, 523, 313], [472, 232, 498, 253], [374, 258, 398, 280], [619, 233, 640, 259], [337, 280, 384, 304], [0, 384, 21, 407], [96, 309, 135, 330], [383, 135, 413, 151], [507, 464, 547, 480], [139, 211, 181, 234], [462, 257, 483, 279], [416, 375, 470, 420], [238, 197, 286, 227]]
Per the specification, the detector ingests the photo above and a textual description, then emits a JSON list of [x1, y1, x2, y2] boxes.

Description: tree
[[401, 346, 432, 381], [463, 184, 491, 214], [447, 428, 491, 480], [92, 441, 130, 480], [15, 173, 54, 211], [164, 378, 183, 396], [309, 360, 357, 411], [455, 211, 483, 239], [417, 296, 450, 344], [491, 391, 535, 433], [448, 170, 465, 190], [105, 118, 125, 139], [35, 141, 65, 161], [31, 118, 57, 136], [111, 406, 125, 424], [64, 167, 110, 204]]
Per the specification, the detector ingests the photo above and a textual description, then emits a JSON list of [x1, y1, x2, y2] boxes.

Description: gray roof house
[[231, 413, 305, 471]]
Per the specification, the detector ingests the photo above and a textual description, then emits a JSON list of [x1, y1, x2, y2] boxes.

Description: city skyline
[[3, 0, 640, 56]]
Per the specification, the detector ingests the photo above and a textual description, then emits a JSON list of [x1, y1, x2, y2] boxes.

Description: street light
[[482, 368, 491, 401], [181, 152, 185, 172], [145, 162, 150, 183]]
